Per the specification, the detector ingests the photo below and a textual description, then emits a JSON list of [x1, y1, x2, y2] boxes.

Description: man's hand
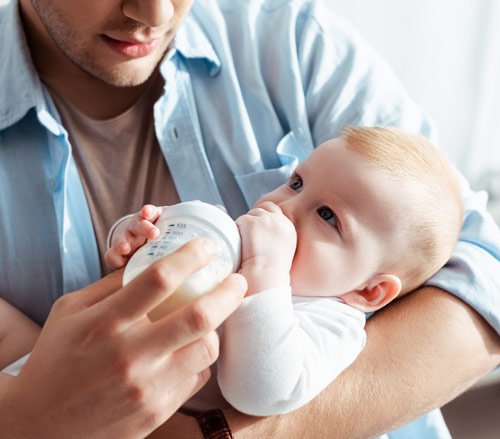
[[0, 239, 246, 439], [236, 201, 297, 295], [148, 411, 202, 438]]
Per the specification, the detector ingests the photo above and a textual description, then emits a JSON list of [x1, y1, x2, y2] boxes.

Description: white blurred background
[[330, 0, 500, 225]]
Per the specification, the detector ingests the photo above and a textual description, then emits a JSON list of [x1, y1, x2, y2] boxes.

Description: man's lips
[[101, 35, 160, 58]]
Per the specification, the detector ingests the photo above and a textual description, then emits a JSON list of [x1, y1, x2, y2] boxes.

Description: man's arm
[[0, 297, 40, 393], [151, 285, 500, 438], [0, 298, 40, 371], [229, 287, 500, 438]]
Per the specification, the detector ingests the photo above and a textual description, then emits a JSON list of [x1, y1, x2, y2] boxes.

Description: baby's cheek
[[289, 255, 307, 290], [290, 244, 330, 296]]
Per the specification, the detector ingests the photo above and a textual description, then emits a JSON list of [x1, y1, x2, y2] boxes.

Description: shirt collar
[[0, 0, 61, 133], [172, 10, 221, 76]]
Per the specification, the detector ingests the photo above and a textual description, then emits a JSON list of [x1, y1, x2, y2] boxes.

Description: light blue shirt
[[1, 0, 499, 437]]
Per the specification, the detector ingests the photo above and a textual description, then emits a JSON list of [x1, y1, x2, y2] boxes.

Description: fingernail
[[201, 239, 217, 255]]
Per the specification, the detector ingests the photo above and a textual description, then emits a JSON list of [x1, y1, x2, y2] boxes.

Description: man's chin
[[95, 67, 157, 88], [81, 57, 161, 88]]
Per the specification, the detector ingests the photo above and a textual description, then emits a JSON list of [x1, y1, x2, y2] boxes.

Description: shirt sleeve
[[297, 5, 500, 334], [217, 287, 366, 416], [425, 173, 500, 332]]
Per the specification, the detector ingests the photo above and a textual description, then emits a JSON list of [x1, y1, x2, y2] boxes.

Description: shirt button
[[168, 126, 180, 141]]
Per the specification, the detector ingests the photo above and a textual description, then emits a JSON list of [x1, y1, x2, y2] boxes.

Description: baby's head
[[342, 127, 463, 298], [258, 126, 463, 312]]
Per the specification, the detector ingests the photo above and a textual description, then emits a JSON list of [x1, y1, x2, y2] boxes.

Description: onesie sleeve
[[217, 287, 366, 416]]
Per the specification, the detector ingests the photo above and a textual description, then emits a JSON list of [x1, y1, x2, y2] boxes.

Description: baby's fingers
[[105, 247, 129, 270], [252, 201, 281, 213], [129, 219, 160, 240], [116, 241, 132, 255], [140, 204, 162, 222]]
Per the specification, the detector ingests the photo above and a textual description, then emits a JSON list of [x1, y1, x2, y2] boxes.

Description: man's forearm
[[0, 298, 40, 370], [225, 286, 500, 438]]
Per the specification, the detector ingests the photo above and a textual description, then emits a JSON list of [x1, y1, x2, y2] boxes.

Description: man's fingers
[[101, 239, 218, 325], [69, 270, 124, 310], [138, 273, 246, 356], [162, 331, 219, 380], [186, 368, 212, 400], [154, 368, 212, 424]]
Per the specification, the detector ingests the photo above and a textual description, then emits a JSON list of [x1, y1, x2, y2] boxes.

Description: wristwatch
[[196, 409, 233, 439]]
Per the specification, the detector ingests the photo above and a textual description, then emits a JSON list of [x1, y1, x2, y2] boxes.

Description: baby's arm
[[218, 293, 366, 416], [105, 204, 162, 269], [220, 202, 365, 415], [0, 298, 41, 387]]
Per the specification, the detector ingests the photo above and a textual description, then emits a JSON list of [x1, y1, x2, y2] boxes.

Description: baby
[[105, 127, 464, 415]]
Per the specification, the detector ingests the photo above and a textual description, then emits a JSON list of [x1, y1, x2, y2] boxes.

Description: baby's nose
[[278, 201, 297, 226]]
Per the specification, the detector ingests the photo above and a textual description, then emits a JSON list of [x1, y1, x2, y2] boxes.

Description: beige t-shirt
[[51, 77, 180, 274]]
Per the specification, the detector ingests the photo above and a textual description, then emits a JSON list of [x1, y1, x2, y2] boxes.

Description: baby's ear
[[339, 274, 402, 312]]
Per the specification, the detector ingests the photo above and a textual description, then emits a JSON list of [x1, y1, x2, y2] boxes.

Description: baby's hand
[[105, 204, 162, 270], [236, 201, 297, 295]]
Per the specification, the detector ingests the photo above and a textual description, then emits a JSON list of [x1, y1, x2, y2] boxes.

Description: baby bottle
[[123, 201, 241, 319]]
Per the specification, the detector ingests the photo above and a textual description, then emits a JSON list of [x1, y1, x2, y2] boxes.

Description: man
[[0, 0, 499, 438]]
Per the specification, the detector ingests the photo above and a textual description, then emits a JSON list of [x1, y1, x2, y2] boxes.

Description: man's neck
[[41, 67, 159, 120], [19, 0, 157, 120]]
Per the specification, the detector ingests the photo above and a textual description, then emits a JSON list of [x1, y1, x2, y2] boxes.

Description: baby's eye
[[317, 206, 338, 227], [288, 175, 303, 192]]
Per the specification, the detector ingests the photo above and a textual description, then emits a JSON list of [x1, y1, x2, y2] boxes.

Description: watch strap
[[195, 409, 233, 439]]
